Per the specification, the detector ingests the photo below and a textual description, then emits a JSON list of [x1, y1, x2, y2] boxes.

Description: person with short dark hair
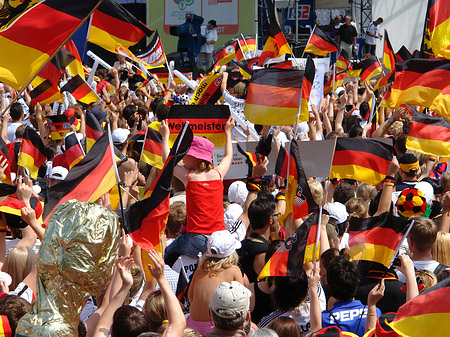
[[333, 182, 355, 205], [7, 102, 24, 142], [364, 17, 383, 55], [197, 20, 218, 71], [0, 295, 31, 336], [396, 153, 420, 192], [337, 16, 357, 58], [322, 255, 381, 336], [111, 306, 149, 337]]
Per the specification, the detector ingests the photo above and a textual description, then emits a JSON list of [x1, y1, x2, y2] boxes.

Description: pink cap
[[187, 136, 214, 163]]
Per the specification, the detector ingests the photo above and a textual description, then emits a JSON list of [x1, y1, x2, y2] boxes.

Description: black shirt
[[338, 24, 357, 44]]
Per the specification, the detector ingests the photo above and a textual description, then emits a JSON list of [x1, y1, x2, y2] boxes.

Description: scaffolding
[[353, 0, 372, 36]]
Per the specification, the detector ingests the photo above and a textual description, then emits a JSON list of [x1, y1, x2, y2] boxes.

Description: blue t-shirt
[[322, 300, 381, 337]]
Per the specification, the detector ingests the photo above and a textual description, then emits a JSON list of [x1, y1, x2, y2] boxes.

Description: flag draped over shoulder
[[258, 21, 294, 66], [89, 0, 152, 54], [258, 210, 320, 279], [388, 59, 450, 120], [388, 278, 450, 336], [374, 30, 396, 91], [244, 68, 302, 126], [0, 0, 101, 90], [190, 73, 223, 105], [17, 126, 47, 179], [125, 123, 193, 253], [167, 105, 230, 147], [304, 26, 338, 56], [64, 132, 85, 169], [330, 138, 393, 186], [43, 127, 117, 225], [348, 56, 382, 82], [85, 111, 104, 152], [348, 212, 410, 267], [141, 126, 163, 170], [275, 140, 318, 221], [60, 74, 99, 104], [406, 111, 450, 157], [421, 0, 450, 59], [137, 30, 167, 68]]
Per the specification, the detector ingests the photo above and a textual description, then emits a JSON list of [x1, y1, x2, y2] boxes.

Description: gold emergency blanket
[[16, 200, 120, 336]]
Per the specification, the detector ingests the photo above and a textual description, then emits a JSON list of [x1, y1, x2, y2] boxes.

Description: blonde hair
[[199, 251, 239, 277], [415, 270, 437, 293], [193, 158, 213, 171], [2, 246, 36, 290], [356, 183, 377, 203], [431, 232, 450, 267], [345, 197, 368, 219], [387, 121, 403, 138], [183, 328, 202, 337], [143, 290, 168, 333], [308, 180, 323, 206], [233, 82, 246, 98]]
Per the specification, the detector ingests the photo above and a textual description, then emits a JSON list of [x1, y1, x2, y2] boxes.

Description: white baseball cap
[[327, 202, 349, 224], [228, 181, 248, 204], [206, 230, 241, 258], [209, 281, 251, 319], [112, 128, 130, 144], [48, 166, 68, 181]]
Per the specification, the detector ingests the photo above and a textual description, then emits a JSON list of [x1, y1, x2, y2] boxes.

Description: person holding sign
[[161, 117, 235, 267]]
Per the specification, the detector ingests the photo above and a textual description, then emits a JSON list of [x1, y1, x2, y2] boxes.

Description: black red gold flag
[[60, 74, 99, 104], [348, 211, 409, 267], [190, 73, 224, 105], [231, 60, 253, 79], [348, 56, 382, 82], [150, 65, 188, 85], [125, 123, 193, 253], [0, 0, 101, 90], [374, 30, 396, 91], [236, 143, 264, 176], [214, 37, 239, 66], [137, 30, 167, 68], [244, 68, 302, 126], [388, 278, 450, 336], [304, 26, 339, 56], [275, 140, 318, 221], [85, 110, 104, 152], [406, 110, 450, 157], [30, 79, 64, 106], [300, 56, 315, 123], [234, 34, 256, 62], [258, 210, 320, 279], [17, 126, 47, 179], [140, 126, 163, 170], [167, 104, 230, 147], [336, 49, 351, 70], [388, 59, 450, 118], [7, 142, 19, 178], [89, 0, 152, 54], [324, 70, 347, 95], [269, 60, 295, 70], [46, 115, 72, 140], [330, 138, 393, 186], [0, 137, 12, 185], [43, 127, 117, 225], [258, 21, 294, 66], [396, 45, 412, 62], [421, 0, 450, 59], [64, 132, 85, 169]]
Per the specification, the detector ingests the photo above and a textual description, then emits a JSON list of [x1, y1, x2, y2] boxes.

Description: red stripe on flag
[[333, 150, 390, 172]]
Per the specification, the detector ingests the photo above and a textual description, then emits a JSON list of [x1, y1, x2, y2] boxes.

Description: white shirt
[[7, 122, 22, 143], [365, 22, 380, 45], [200, 27, 218, 54]]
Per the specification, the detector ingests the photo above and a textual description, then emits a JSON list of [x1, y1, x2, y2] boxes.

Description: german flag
[[167, 105, 230, 147], [0, 0, 101, 90], [374, 30, 396, 91], [236, 143, 264, 176], [190, 73, 223, 105], [406, 110, 450, 157], [7, 142, 19, 178], [387, 278, 450, 336], [43, 127, 117, 225], [137, 30, 167, 68], [275, 140, 318, 221], [88, 0, 152, 54], [258, 22, 294, 66], [60, 74, 99, 104], [64, 132, 85, 169], [396, 45, 412, 62], [324, 70, 347, 95], [64, 39, 84, 78], [348, 56, 382, 82], [17, 126, 47, 179], [214, 37, 239, 66], [46, 115, 72, 140], [0, 315, 11, 337], [141, 126, 163, 170], [150, 65, 187, 85], [0, 137, 12, 185], [231, 60, 253, 79], [336, 49, 351, 70], [235, 34, 256, 62], [330, 138, 394, 186], [125, 123, 193, 253], [269, 60, 295, 70], [30, 79, 64, 106], [304, 26, 339, 56], [85, 110, 104, 152], [388, 59, 450, 116], [421, 0, 450, 59], [300, 56, 315, 123], [348, 211, 410, 267], [244, 68, 302, 126], [258, 210, 320, 279]]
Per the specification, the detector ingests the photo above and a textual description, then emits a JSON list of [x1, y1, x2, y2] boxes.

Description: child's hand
[[225, 116, 235, 134]]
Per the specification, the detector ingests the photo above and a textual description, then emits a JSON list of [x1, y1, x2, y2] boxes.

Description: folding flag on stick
[[324, 70, 346, 95], [0, 137, 12, 185], [421, 0, 450, 59], [190, 73, 224, 105], [46, 115, 72, 141], [60, 74, 99, 104], [374, 30, 396, 91], [348, 211, 410, 267], [17, 126, 47, 179], [43, 126, 117, 225], [137, 30, 167, 68], [85, 110, 104, 152], [88, 0, 152, 54], [30, 79, 64, 106], [406, 110, 450, 157], [304, 26, 339, 56], [330, 138, 394, 186], [347, 56, 382, 83], [140, 126, 163, 170], [336, 49, 351, 71], [258, 21, 294, 66], [214, 37, 239, 66], [244, 68, 302, 126], [236, 143, 264, 177], [298, 56, 316, 125], [167, 105, 230, 147], [258, 210, 321, 279], [64, 132, 85, 169], [235, 34, 257, 62]]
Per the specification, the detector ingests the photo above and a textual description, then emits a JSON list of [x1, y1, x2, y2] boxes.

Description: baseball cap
[[228, 181, 248, 204], [209, 281, 251, 319], [90, 106, 107, 124], [49, 166, 68, 181], [112, 128, 131, 144], [327, 202, 349, 224], [206, 230, 241, 258], [186, 136, 214, 163], [335, 86, 345, 97]]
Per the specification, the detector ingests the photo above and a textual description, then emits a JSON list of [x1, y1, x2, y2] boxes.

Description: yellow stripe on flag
[[349, 242, 395, 267]]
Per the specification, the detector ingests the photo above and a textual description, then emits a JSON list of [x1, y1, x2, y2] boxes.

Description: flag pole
[[239, 34, 250, 61], [332, 65, 336, 93], [301, 24, 315, 58], [1, 0, 105, 117], [237, 37, 248, 62], [388, 220, 415, 270], [313, 205, 323, 269], [82, 13, 94, 62]]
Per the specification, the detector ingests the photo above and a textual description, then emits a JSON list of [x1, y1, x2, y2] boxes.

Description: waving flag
[[141, 126, 163, 169], [421, 0, 450, 59], [30, 79, 64, 105], [300, 57, 315, 123], [85, 111, 104, 152], [396, 45, 412, 62], [60, 74, 99, 104], [137, 30, 167, 68], [235, 34, 256, 61], [324, 70, 347, 95], [348, 56, 382, 82], [304, 26, 339, 56], [0, 138, 12, 185], [374, 30, 396, 91], [336, 49, 351, 70], [17, 126, 47, 179], [214, 37, 239, 66], [258, 21, 294, 66], [64, 132, 85, 169]]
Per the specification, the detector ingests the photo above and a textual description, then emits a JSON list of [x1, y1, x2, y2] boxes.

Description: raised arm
[[374, 156, 399, 216], [364, 279, 384, 334], [215, 117, 235, 177]]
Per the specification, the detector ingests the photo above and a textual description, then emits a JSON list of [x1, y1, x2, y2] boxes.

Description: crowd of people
[[0, 9, 447, 337]]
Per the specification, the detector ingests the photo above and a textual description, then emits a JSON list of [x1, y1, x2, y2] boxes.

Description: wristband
[[276, 189, 286, 201], [384, 175, 395, 181], [247, 176, 262, 192], [383, 182, 394, 186], [106, 101, 112, 106], [331, 178, 342, 187], [429, 156, 437, 162], [0, 225, 7, 232]]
